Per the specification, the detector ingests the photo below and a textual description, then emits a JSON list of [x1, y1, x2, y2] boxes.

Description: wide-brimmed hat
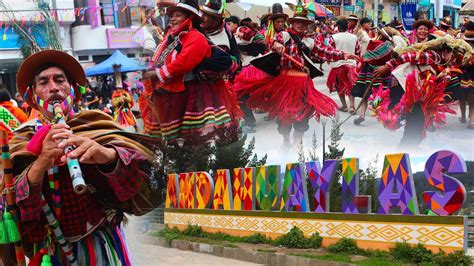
[[377, 26, 394, 41], [269, 3, 288, 21], [439, 17, 452, 28], [412, 19, 435, 30], [200, 0, 225, 17], [287, 1, 313, 25], [348, 14, 359, 21], [167, 0, 201, 18], [17, 50, 86, 109]]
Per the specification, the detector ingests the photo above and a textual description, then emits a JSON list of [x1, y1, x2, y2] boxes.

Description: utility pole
[[374, 0, 379, 26]]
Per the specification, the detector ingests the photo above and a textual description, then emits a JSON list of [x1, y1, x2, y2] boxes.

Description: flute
[[53, 103, 87, 194]]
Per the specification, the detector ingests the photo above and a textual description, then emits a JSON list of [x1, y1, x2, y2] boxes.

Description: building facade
[[0, 0, 75, 94]]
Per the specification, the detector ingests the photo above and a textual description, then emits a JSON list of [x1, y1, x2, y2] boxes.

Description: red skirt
[[244, 69, 338, 126], [327, 64, 358, 96], [234, 65, 273, 99]]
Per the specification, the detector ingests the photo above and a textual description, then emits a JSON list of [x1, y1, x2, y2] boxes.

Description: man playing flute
[[4, 49, 159, 265]]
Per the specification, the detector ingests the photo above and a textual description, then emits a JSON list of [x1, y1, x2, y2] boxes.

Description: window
[[78, 55, 90, 61]]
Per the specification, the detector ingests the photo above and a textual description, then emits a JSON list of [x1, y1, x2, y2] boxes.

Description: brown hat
[[17, 50, 86, 109], [412, 19, 435, 30], [378, 26, 394, 41], [200, 0, 224, 17], [440, 17, 452, 28], [269, 3, 288, 21], [287, 0, 313, 25]]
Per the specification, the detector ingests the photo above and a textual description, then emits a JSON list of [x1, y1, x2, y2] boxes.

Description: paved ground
[[124, 218, 261, 266]]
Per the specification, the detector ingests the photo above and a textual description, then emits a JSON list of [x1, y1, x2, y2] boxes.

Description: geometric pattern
[[305, 160, 339, 213], [0, 107, 20, 132], [377, 153, 419, 215], [165, 173, 179, 208], [280, 163, 309, 212], [241, 167, 256, 211], [422, 151, 467, 216], [213, 169, 234, 210], [165, 210, 465, 251], [255, 165, 280, 211], [342, 158, 360, 214], [232, 168, 243, 211], [195, 172, 214, 209], [179, 172, 195, 209]]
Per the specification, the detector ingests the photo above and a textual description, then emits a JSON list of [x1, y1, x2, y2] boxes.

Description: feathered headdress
[[394, 36, 473, 66]]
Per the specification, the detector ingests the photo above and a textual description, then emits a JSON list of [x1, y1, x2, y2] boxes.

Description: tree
[[325, 117, 345, 212], [360, 155, 379, 213], [307, 130, 319, 162]]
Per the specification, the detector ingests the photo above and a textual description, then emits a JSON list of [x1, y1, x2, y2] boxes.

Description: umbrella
[[85, 50, 146, 77], [305, 2, 334, 18]]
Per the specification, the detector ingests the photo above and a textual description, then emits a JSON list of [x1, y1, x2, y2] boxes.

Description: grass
[[289, 252, 352, 263], [256, 248, 277, 253], [289, 252, 404, 265], [154, 225, 473, 266]]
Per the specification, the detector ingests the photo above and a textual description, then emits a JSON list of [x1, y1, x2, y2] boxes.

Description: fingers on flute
[[66, 141, 94, 161]]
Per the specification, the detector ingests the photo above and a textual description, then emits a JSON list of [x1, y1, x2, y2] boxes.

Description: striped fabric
[[160, 106, 232, 141], [363, 41, 392, 63]]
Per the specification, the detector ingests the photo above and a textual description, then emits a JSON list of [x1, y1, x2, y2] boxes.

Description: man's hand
[[273, 42, 285, 55], [346, 54, 360, 61], [142, 71, 157, 79], [374, 65, 391, 78], [53, 133, 118, 165], [27, 124, 71, 185]]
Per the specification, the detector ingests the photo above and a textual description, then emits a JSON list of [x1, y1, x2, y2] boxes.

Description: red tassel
[[28, 248, 47, 266], [26, 124, 51, 156]]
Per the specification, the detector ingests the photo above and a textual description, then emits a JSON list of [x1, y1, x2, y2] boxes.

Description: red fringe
[[326, 65, 358, 96], [245, 71, 338, 125], [234, 66, 273, 98], [369, 71, 457, 132]]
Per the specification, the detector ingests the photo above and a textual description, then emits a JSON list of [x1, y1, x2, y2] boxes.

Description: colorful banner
[[400, 2, 417, 31], [106, 28, 144, 49]]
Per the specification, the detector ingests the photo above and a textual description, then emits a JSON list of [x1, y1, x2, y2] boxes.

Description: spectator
[[84, 85, 99, 110], [226, 15, 240, 34], [156, 7, 170, 31]]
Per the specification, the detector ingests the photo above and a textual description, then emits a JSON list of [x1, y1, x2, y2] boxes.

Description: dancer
[[460, 21, 474, 129], [236, 1, 357, 147], [112, 86, 137, 131], [327, 17, 361, 114], [352, 27, 398, 125], [372, 36, 472, 146], [142, 0, 241, 144]]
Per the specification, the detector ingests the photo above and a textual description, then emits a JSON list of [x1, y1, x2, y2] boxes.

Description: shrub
[[157, 226, 181, 245], [410, 243, 433, 263], [328, 238, 361, 254], [307, 233, 323, 249], [273, 226, 322, 249], [182, 224, 205, 237], [432, 250, 472, 266], [390, 241, 413, 261], [243, 233, 269, 244]]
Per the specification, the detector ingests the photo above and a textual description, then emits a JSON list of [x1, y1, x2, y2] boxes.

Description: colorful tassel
[[26, 124, 51, 156], [41, 255, 52, 266], [3, 212, 20, 243], [28, 248, 46, 266], [0, 218, 8, 244], [77, 84, 86, 95]]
